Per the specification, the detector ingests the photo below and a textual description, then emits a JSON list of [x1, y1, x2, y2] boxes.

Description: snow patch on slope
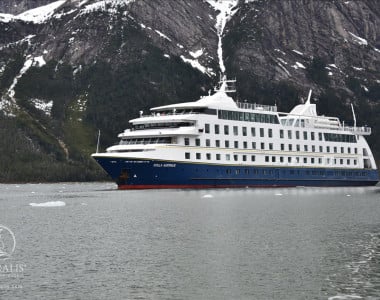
[[8, 58, 33, 99], [32, 99, 53, 116], [82, 0, 135, 14], [291, 62, 306, 69], [2, 55, 47, 112], [207, 0, 239, 74], [348, 32, 368, 46], [277, 62, 290, 77], [33, 56, 47, 67], [180, 56, 215, 77], [16, 0, 67, 23], [292, 49, 304, 56], [154, 30, 172, 42], [190, 49, 204, 59], [0, 54, 40, 115], [0, 13, 15, 23], [0, 34, 36, 51]]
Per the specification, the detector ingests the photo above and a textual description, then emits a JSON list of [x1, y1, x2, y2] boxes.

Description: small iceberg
[[29, 201, 66, 207]]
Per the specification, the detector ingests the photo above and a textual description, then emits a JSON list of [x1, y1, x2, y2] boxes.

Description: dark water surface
[[0, 183, 379, 299]]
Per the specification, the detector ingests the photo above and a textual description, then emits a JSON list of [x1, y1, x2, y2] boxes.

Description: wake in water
[[327, 231, 380, 299]]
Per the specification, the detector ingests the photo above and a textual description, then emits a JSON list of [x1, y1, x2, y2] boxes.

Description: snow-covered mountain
[[0, 0, 379, 181]]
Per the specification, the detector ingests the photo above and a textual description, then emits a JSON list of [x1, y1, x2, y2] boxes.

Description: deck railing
[[340, 126, 371, 135], [236, 102, 278, 112]]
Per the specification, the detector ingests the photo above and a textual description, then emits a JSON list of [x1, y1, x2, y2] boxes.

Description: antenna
[[351, 103, 357, 129], [96, 129, 101, 153], [306, 89, 312, 104]]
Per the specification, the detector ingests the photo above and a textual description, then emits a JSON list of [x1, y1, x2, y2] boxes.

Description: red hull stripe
[[118, 184, 290, 190]]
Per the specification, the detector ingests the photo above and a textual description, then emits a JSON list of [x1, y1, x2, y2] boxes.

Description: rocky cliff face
[[224, 0, 379, 155], [0, 0, 379, 181], [225, 0, 379, 90]]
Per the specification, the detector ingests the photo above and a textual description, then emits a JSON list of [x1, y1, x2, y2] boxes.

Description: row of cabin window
[[204, 124, 357, 143], [280, 144, 358, 154], [264, 156, 357, 165], [185, 152, 256, 162], [186, 167, 368, 177], [184, 138, 358, 154], [217, 110, 279, 124], [205, 124, 274, 137], [184, 152, 357, 165]]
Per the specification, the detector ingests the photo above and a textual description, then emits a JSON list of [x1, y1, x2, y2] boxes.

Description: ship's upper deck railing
[[279, 113, 371, 135], [140, 112, 200, 118], [341, 126, 371, 135], [236, 101, 278, 112]]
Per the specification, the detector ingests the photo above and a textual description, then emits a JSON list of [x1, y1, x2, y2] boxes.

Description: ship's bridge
[[151, 90, 238, 113]]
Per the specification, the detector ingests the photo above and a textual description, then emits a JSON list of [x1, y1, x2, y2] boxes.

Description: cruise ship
[[92, 80, 379, 189]]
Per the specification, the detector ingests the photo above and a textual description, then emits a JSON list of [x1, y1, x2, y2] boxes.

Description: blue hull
[[93, 157, 379, 189]]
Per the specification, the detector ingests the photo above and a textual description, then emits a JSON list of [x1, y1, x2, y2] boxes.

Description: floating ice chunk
[[328, 294, 362, 300], [275, 193, 283, 196], [202, 194, 214, 198], [30, 201, 66, 207]]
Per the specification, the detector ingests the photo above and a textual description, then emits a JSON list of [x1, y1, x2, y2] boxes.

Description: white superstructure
[[104, 82, 377, 173]]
